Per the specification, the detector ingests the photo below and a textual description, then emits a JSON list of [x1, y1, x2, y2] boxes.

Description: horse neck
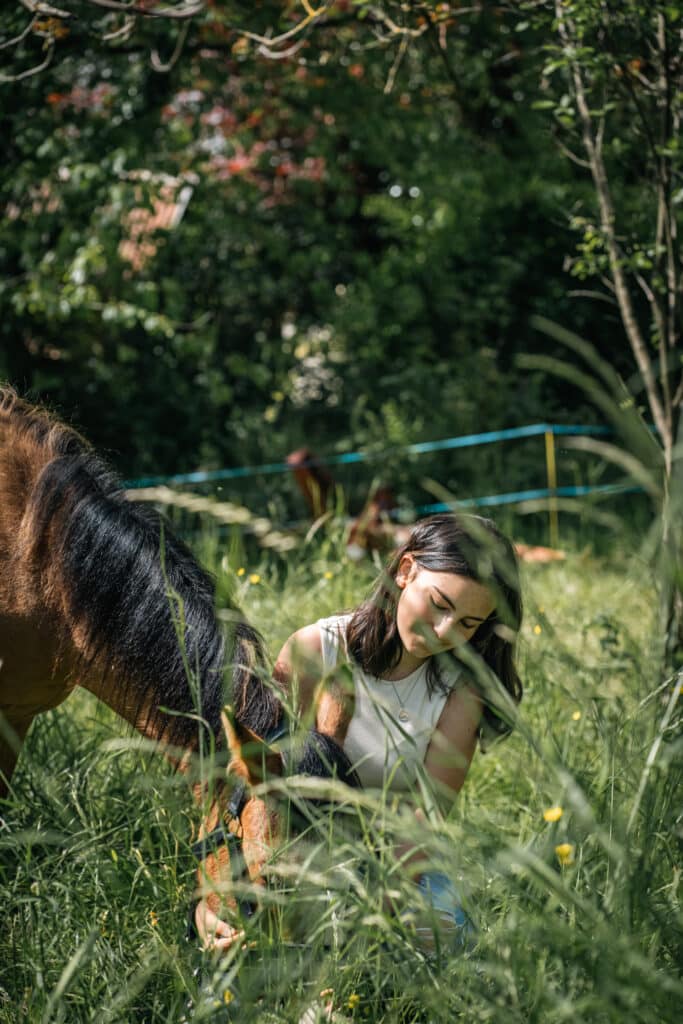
[[0, 402, 62, 616], [0, 396, 123, 708]]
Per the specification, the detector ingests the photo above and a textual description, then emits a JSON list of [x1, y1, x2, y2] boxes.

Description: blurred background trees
[[1, 2, 679, 520]]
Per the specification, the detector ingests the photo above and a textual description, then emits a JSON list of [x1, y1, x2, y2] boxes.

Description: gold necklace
[[386, 670, 423, 723]]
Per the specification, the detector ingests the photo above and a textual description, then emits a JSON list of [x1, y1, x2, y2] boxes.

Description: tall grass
[[1, 526, 680, 1023]]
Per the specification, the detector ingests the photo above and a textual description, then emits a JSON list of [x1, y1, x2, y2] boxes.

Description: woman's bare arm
[[273, 624, 324, 723], [423, 685, 483, 809], [274, 624, 353, 745], [386, 686, 483, 926]]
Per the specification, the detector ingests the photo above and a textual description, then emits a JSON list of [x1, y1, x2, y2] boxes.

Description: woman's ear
[[396, 553, 415, 589]]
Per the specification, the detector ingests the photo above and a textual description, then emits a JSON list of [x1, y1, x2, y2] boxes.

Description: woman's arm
[[391, 683, 484, 882], [423, 684, 484, 809], [273, 624, 324, 723], [274, 624, 353, 745]]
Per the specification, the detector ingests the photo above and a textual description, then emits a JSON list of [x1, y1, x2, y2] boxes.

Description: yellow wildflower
[[148, 910, 158, 927], [543, 806, 563, 823], [572, 710, 582, 721], [555, 842, 574, 866], [323, 570, 333, 580], [248, 573, 261, 585], [223, 989, 234, 1005], [236, 567, 245, 576], [347, 993, 360, 1010], [533, 624, 542, 635]]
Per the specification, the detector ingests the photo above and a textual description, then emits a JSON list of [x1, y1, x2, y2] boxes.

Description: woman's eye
[[430, 597, 448, 611]]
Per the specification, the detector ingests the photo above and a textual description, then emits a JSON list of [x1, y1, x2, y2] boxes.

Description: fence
[[124, 422, 641, 548]]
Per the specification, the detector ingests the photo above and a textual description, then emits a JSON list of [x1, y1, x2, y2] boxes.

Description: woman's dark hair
[[346, 513, 523, 744]]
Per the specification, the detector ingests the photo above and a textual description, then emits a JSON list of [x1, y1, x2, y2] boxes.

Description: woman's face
[[395, 555, 495, 661]]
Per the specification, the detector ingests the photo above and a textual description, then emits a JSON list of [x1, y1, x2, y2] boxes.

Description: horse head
[[195, 711, 361, 932]]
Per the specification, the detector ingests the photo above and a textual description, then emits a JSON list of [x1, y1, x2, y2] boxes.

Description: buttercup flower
[[236, 567, 245, 576], [148, 910, 158, 927], [555, 842, 574, 866], [323, 570, 334, 580], [249, 573, 261, 585], [543, 806, 563, 823], [533, 624, 542, 635], [347, 993, 360, 1010], [572, 710, 582, 721]]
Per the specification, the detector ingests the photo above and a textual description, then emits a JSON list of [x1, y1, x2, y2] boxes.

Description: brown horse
[[0, 386, 286, 791], [0, 387, 331, 943]]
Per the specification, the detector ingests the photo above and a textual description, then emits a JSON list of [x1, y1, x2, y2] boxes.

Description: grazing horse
[[288, 448, 566, 564], [0, 386, 360, 944], [0, 385, 283, 795]]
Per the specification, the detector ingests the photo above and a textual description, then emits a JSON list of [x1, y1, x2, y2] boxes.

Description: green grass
[[1, 528, 681, 1023]]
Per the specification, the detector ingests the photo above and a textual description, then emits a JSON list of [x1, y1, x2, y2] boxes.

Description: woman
[[274, 513, 523, 944]]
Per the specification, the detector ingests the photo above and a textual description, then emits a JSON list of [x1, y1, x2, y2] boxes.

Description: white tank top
[[317, 614, 461, 791]]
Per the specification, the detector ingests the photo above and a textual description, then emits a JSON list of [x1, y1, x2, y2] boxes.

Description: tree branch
[[556, 0, 671, 462], [150, 17, 189, 71], [0, 36, 54, 82], [0, 16, 37, 51], [70, 0, 204, 19]]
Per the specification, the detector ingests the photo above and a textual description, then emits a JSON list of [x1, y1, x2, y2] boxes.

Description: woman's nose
[[434, 618, 455, 642], [434, 618, 466, 643]]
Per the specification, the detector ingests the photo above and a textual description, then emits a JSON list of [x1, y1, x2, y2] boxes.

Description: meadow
[[0, 522, 680, 1023]]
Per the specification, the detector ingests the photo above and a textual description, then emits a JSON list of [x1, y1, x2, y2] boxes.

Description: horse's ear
[[221, 708, 284, 784]]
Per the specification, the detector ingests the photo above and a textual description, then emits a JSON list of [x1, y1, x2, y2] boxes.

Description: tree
[[518, 0, 683, 655], [529, 1, 683, 469], [1, 4, 585, 480]]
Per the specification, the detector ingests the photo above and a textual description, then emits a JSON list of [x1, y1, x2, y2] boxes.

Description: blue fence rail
[[124, 421, 630, 547], [124, 422, 612, 490]]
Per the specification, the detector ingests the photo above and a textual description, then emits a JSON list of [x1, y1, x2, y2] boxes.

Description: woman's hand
[[193, 897, 245, 951]]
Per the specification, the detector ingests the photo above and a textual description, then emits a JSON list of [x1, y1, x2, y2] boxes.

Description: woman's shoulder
[[281, 621, 324, 659], [434, 655, 471, 692], [277, 614, 350, 671], [317, 612, 353, 637], [316, 613, 353, 671]]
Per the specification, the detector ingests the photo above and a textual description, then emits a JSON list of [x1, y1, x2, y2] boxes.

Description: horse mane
[[295, 731, 361, 793], [0, 386, 281, 749]]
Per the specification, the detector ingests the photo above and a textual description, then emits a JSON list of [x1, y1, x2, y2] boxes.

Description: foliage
[[1, 2, 600, 498], [516, 0, 683, 469], [510, 1, 683, 656]]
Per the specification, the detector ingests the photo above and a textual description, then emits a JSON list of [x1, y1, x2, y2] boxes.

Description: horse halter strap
[[190, 719, 318, 867], [191, 718, 290, 863], [190, 781, 249, 861]]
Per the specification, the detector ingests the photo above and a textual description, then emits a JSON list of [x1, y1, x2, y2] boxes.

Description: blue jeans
[[415, 870, 475, 948]]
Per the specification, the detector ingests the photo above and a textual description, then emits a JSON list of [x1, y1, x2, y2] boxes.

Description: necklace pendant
[[398, 708, 409, 723]]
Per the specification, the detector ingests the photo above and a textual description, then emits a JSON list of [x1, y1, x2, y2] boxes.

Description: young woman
[[274, 512, 523, 944]]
